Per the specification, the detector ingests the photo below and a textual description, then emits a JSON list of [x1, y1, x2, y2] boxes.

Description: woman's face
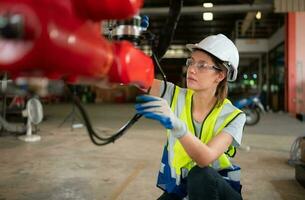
[[186, 50, 225, 91]]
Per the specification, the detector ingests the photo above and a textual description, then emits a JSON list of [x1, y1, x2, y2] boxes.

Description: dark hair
[[210, 54, 228, 107], [193, 49, 228, 106]]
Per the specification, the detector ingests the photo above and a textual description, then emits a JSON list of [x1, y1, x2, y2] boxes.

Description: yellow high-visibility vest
[[168, 86, 242, 176]]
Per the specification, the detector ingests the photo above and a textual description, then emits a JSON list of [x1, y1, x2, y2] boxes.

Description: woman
[[135, 34, 246, 200]]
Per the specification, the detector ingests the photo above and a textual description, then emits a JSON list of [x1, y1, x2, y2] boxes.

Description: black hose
[[67, 52, 166, 146]]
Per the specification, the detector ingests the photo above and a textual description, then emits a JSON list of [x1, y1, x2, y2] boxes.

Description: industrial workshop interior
[[1, 0, 305, 200]]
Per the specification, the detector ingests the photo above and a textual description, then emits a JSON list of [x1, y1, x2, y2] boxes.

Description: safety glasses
[[186, 58, 222, 72]]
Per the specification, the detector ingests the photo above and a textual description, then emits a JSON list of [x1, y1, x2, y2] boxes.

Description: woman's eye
[[198, 63, 205, 69]]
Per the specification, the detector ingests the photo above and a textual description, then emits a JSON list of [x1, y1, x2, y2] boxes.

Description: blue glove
[[135, 95, 187, 138]]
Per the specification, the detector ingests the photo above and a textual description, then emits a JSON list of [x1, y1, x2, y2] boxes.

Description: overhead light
[[203, 3, 213, 8], [256, 11, 262, 20], [203, 12, 213, 21]]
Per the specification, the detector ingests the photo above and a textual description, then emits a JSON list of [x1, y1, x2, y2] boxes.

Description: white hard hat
[[186, 34, 239, 82]]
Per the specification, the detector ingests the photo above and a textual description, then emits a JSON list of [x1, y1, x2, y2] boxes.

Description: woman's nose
[[188, 65, 197, 74]]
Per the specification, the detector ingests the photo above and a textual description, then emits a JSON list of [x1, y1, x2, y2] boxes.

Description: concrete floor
[[1, 103, 305, 200]]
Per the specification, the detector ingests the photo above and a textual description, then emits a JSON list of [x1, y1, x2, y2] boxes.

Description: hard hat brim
[[186, 44, 201, 52]]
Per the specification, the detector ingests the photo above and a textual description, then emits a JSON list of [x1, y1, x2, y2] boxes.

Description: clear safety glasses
[[185, 58, 222, 72]]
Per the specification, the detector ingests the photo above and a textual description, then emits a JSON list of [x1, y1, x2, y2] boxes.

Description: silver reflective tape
[[160, 163, 165, 174], [228, 169, 241, 182], [181, 167, 189, 179]]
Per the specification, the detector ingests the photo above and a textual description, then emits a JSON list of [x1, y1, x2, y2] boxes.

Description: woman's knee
[[187, 166, 219, 198], [188, 166, 217, 187]]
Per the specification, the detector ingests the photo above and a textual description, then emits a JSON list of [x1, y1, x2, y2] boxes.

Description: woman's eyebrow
[[189, 57, 204, 62], [191, 57, 206, 63], [189, 56, 208, 63]]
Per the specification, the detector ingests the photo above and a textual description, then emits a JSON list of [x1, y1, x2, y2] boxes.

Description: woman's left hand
[[135, 95, 187, 138]]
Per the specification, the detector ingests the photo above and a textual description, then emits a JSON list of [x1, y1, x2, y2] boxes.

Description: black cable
[[143, 30, 167, 97], [153, 53, 167, 97], [67, 87, 142, 145], [67, 52, 167, 146]]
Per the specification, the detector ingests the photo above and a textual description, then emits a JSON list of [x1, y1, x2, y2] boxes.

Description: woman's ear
[[217, 71, 226, 83]]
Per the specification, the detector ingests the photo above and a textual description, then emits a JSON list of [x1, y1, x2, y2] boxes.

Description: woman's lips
[[187, 76, 197, 82]]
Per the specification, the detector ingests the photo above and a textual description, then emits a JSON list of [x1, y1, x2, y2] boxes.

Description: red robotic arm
[[0, 0, 154, 89]]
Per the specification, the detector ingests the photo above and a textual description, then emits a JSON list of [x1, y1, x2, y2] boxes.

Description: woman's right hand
[[135, 95, 187, 138]]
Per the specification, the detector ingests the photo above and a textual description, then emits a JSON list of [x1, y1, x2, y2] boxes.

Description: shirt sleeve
[[222, 113, 246, 147], [159, 81, 176, 105]]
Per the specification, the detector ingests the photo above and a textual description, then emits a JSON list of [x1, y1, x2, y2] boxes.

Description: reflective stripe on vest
[[157, 86, 242, 195]]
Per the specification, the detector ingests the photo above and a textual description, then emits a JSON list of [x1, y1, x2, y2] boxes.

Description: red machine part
[[72, 0, 143, 21], [0, 0, 154, 89]]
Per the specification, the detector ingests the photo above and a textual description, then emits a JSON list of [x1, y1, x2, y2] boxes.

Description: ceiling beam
[[149, 24, 234, 29], [240, 0, 262, 37], [141, 4, 274, 15], [241, 12, 257, 36]]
